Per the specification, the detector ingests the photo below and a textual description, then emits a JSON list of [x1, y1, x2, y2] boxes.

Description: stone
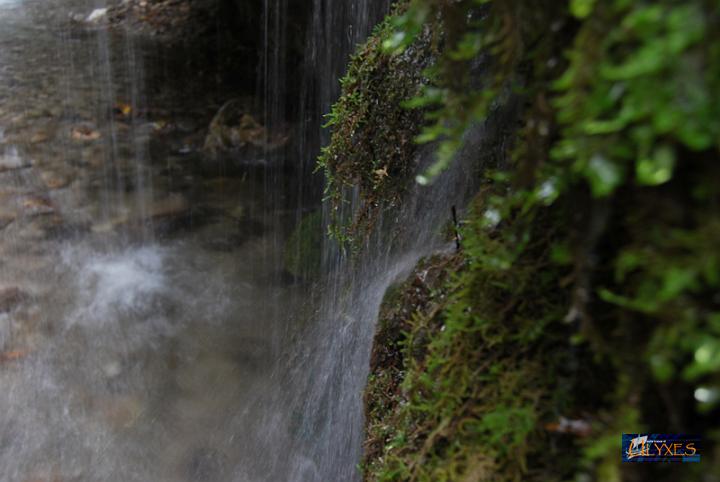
[[102, 360, 123, 378], [203, 99, 288, 161], [91, 215, 128, 234], [86, 8, 109, 23], [201, 223, 265, 252], [284, 211, 323, 279], [146, 194, 189, 220], [0, 212, 15, 230], [30, 131, 50, 144], [19, 196, 55, 217], [185, 447, 227, 481], [70, 125, 101, 142], [0, 149, 31, 172], [40, 170, 72, 190], [0, 287, 28, 313], [95, 395, 143, 429], [41, 216, 87, 241]]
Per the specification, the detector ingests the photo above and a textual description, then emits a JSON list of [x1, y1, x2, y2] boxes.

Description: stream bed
[[0, 1, 312, 480]]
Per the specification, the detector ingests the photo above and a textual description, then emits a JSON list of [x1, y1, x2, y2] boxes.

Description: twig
[[452, 205, 462, 252]]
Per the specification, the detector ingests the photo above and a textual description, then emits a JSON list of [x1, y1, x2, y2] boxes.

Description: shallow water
[[0, 2, 311, 480], [0, 0, 470, 479]]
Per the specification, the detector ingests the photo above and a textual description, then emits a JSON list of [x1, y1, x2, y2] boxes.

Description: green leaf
[[570, 0, 597, 19], [636, 145, 675, 185], [585, 154, 623, 197], [649, 354, 675, 382]]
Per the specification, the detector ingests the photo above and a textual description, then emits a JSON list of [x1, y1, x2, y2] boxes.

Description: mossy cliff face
[[317, 6, 433, 242], [322, 0, 720, 481]]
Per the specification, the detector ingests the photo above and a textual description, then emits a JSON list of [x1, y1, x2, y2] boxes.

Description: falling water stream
[[0, 0, 494, 480]]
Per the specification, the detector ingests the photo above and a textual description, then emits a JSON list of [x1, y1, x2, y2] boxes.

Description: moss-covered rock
[[318, 6, 434, 243], [284, 210, 324, 280], [362, 203, 595, 481]]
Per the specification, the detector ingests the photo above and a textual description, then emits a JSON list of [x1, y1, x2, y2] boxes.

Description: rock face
[[203, 99, 288, 164]]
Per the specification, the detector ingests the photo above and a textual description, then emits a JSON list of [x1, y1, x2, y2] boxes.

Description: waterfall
[[0, 0, 508, 480], [257, 1, 398, 478], [258, 1, 518, 480]]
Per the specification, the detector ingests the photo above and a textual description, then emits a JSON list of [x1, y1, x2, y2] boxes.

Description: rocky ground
[[104, 0, 215, 39]]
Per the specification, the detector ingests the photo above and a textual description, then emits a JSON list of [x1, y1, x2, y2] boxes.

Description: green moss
[[351, 0, 720, 480], [363, 201, 596, 481], [318, 4, 434, 246], [284, 211, 323, 279]]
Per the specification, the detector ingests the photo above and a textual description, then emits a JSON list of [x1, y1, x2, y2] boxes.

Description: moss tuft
[[317, 5, 434, 245]]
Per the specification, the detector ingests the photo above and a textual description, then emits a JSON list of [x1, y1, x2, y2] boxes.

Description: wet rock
[[232, 337, 272, 372], [112, 102, 132, 119], [42, 464, 84, 481], [91, 214, 130, 234], [102, 359, 123, 379], [283, 211, 323, 280], [0, 349, 29, 364], [185, 447, 227, 482], [30, 131, 50, 144], [40, 170, 72, 190], [95, 395, 143, 429], [0, 149, 31, 172], [80, 145, 106, 168], [92, 195, 191, 236], [200, 235, 243, 253], [200, 217, 265, 252], [86, 8, 109, 24], [19, 195, 56, 217], [4, 255, 52, 275], [0, 287, 28, 314], [70, 125, 101, 142], [21, 470, 67, 482], [41, 217, 89, 241], [203, 99, 288, 163], [0, 212, 15, 230], [237, 216, 266, 237], [13, 219, 52, 243], [106, 0, 209, 40], [146, 193, 190, 220]]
